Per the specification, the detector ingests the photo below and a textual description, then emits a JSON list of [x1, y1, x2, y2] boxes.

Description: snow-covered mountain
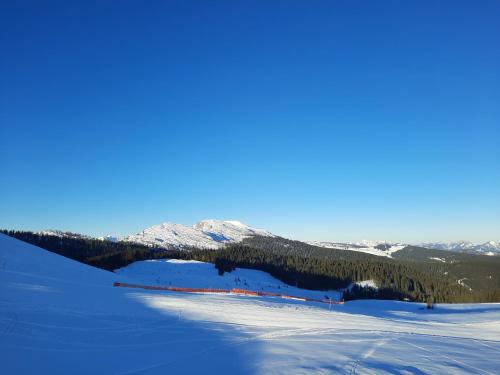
[[125, 219, 274, 249], [419, 241, 500, 256]]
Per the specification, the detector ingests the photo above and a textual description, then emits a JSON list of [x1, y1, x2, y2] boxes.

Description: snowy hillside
[[125, 219, 274, 249], [115, 259, 340, 301], [193, 219, 273, 241], [2, 233, 500, 374], [420, 240, 500, 256], [308, 240, 406, 258]]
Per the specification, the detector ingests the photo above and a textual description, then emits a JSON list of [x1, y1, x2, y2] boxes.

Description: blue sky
[[1, 1, 499, 242]]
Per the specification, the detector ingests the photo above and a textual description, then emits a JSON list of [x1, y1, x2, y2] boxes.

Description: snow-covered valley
[[1, 233, 500, 374]]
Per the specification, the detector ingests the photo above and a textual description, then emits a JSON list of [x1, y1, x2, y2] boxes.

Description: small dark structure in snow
[[426, 297, 434, 310]]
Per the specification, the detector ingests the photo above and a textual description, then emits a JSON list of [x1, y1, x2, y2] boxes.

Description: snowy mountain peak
[[125, 219, 274, 250]]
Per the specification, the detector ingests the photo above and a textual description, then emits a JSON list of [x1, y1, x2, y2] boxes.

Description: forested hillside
[[2, 230, 499, 303], [0, 230, 176, 269], [243, 236, 500, 296], [394, 246, 500, 292]]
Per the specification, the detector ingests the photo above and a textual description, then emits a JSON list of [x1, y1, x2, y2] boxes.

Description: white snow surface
[[125, 219, 274, 249], [115, 259, 340, 301], [193, 219, 274, 242], [2, 233, 500, 374], [98, 234, 118, 242], [308, 241, 406, 258], [355, 280, 378, 289]]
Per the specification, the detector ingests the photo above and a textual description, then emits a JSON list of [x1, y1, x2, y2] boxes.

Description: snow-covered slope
[[308, 240, 406, 258], [193, 219, 273, 241], [419, 240, 500, 256], [2, 233, 500, 374], [116, 259, 340, 301], [125, 219, 274, 249], [0, 233, 254, 374]]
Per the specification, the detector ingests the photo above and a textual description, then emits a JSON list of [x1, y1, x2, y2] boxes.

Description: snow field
[[1, 234, 500, 374]]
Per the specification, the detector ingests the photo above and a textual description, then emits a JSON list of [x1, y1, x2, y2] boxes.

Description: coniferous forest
[[2, 230, 500, 303]]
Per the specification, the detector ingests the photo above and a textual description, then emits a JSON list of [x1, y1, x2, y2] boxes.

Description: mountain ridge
[[418, 240, 500, 256], [33, 220, 500, 256], [124, 219, 274, 249]]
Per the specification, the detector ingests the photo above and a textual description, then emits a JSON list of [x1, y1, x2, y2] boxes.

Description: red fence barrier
[[112, 282, 344, 305], [230, 288, 259, 296], [112, 282, 230, 294]]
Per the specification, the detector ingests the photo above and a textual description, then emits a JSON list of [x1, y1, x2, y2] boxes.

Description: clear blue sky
[[1, 1, 499, 243]]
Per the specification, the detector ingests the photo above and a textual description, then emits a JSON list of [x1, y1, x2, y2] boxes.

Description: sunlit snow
[[1, 234, 500, 374]]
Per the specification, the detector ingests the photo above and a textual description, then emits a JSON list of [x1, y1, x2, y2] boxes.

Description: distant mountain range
[[418, 241, 500, 256], [38, 230, 119, 243], [37, 220, 500, 256], [309, 240, 500, 257]]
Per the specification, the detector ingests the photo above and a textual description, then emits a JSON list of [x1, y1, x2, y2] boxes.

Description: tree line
[[2, 230, 499, 303]]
